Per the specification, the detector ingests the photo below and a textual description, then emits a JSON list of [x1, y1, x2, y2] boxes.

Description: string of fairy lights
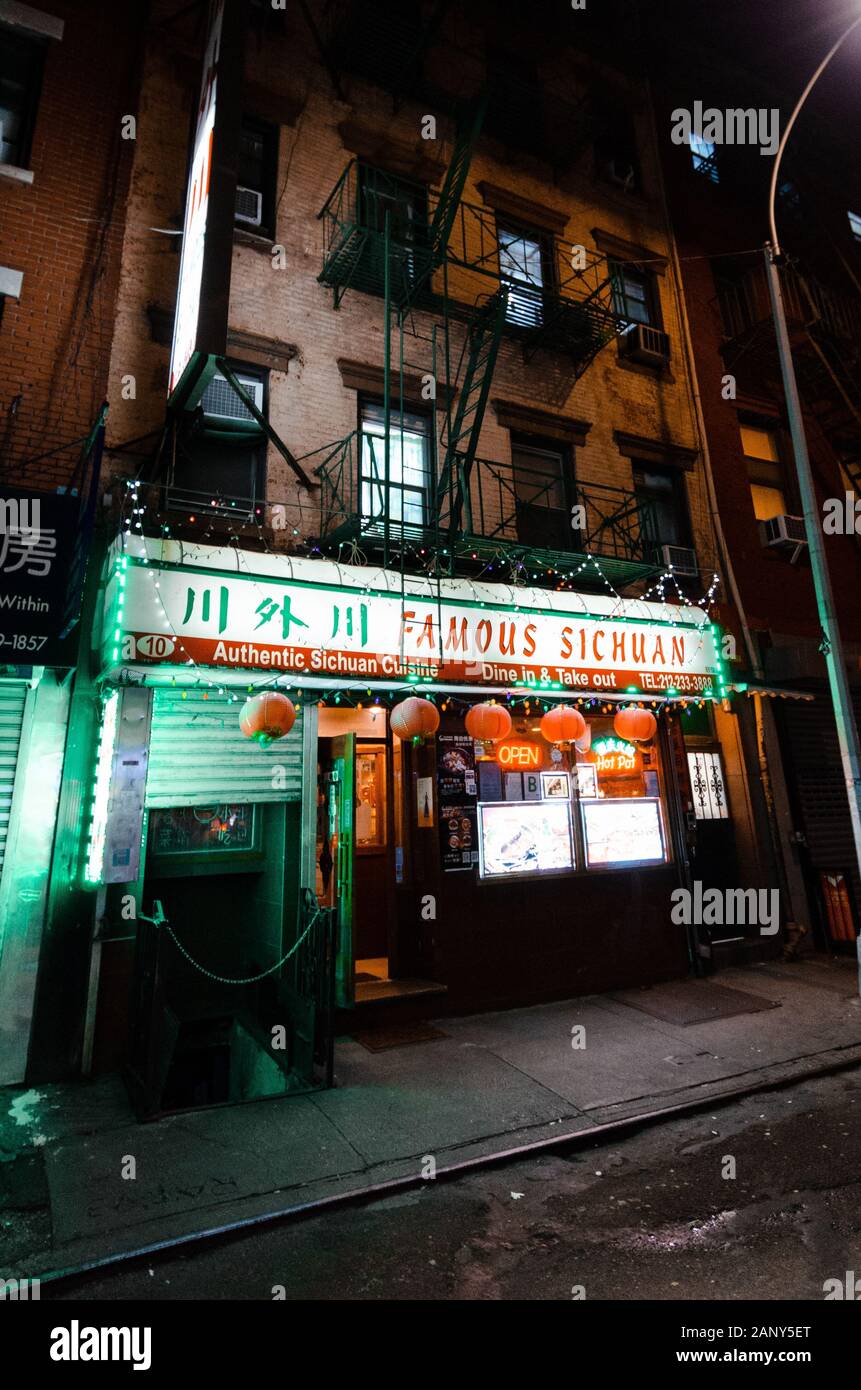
[[113, 476, 726, 723]]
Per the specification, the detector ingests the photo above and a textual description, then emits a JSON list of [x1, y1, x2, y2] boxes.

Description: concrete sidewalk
[[2, 955, 860, 1282]]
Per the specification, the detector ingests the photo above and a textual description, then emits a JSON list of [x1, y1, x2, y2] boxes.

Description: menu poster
[[437, 733, 479, 871]]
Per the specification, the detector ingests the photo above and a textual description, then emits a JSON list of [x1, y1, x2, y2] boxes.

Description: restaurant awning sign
[[107, 549, 724, 697]]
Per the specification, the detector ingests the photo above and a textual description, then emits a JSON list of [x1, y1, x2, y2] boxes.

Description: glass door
[[329, 734, 355, 1009]]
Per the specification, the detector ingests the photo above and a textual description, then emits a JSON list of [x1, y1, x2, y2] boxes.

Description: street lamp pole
[[764, 13, 861, 989]]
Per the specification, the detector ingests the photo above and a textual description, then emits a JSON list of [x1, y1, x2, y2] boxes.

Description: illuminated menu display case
[[581, 797, 666, 867], [477, 800, 575, 880]]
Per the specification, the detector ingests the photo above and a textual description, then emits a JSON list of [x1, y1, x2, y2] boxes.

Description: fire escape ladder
[[437, 289, 507, 538], [428, 94, 487, 268], [396, 95, 488, 318]]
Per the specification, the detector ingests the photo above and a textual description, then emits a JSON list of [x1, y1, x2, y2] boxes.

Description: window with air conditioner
[[235, 116, 277, 235], [201, 370, 264, 423], [168, 366, 267, 519], [594, 103, 640, 194]]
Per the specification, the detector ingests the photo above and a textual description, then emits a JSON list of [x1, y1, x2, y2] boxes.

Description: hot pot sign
[[118, 566, 720, 693]]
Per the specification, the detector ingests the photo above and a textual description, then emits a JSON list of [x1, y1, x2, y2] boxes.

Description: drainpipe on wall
[[644, 82, 801, 932]]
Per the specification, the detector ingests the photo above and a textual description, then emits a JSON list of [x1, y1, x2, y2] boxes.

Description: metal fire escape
[[312, 40, 655, 589]]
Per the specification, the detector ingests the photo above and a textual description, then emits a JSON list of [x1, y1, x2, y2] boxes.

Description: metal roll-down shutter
[[0, 680, 27, 881], [145, 689, 304, 808]]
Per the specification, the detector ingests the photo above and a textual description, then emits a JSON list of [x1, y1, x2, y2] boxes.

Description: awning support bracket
[[214, 358, 315, 490]]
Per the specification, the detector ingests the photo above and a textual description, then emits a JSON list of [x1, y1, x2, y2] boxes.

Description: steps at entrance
[[711, 936, 783, 970], [338, 979, 448, 1033]]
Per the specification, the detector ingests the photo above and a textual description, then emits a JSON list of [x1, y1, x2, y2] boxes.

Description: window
[[356, 166, 428, 294], [594, 103, 640, 193], [168, 365, 267, 518], [848, 211, 861, 245], [497, 223, 550, 328], [0, 28, 45, 168], [510, 437, 573, 551], [741, 422, 787, 521], [633, 464, 689, 548], [687, 750, 729, 820], [235, 116, 277, 235], [358, 167, 426, 244], [360, 402, 431, 527], [473, 711, 670, 877], [610, 264, 656, 326], [689, 131, 718, 182], [577, 715, 669, 867]]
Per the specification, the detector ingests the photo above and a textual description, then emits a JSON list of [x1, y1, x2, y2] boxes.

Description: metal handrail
[[318, 158, 627, 326], [314, 438, 660, 563]]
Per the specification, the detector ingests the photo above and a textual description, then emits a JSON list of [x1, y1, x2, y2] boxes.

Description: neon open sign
[[497, 741, 541, 768]]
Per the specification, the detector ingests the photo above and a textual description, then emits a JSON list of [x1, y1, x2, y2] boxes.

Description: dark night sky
[[654, 0, 861, 124]]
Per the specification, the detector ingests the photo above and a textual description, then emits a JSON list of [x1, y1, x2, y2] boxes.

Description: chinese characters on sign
[[0, 489, 79, 664], [116, 561, 722, 694]]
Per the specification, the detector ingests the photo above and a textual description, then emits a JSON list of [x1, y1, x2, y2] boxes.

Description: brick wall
[[0, 0, 145, 490], [103, 0, 717, 588]]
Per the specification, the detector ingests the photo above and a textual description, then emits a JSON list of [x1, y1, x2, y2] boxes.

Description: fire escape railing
[[318, 160, 630, 363], [311, 431, 660, 573]]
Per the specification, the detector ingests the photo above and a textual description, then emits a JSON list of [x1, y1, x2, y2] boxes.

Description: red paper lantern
[[613, 705, 657, 743], [239, 692, 296, 747], [465, 702, 512, 744], [540, 704, 587, 746], [390, 696, 440, 742]]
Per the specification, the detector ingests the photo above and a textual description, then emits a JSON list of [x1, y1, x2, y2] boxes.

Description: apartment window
[[611, 263, 657, 326], [235, 117, 278, 236], [168, 366, 267, 518], [633, 464, 689, 549], [359, 167, 426, 243], [511, 437, 574, 551], [848, 211, 861, 244], [741, 422, 787, 522], [356, 166, 428, 294], [594, 104, 640, 193], [0, 28, 46, 168], [360, 402, 431, 527], [689, 132, 718, 182], [497, 223, 550, 329]]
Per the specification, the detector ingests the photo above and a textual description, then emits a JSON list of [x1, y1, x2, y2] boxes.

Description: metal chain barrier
[[156, 909, 321, 986]]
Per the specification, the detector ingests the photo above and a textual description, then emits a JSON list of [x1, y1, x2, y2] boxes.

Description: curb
[[35, 1037, 861, 1292]]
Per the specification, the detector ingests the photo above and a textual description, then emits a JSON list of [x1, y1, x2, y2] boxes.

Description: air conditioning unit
[[200, 371, 264, 424], [660, 544, 699, 577], [760, 513, 808, 561], [619, 322, 671, 367], [605, 159, 636, 191], [235, 185, 263, 227]]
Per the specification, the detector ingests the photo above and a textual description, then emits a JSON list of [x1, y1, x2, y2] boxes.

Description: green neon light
[[593, 736, 635, 757], [84, 688, 119, 885]]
